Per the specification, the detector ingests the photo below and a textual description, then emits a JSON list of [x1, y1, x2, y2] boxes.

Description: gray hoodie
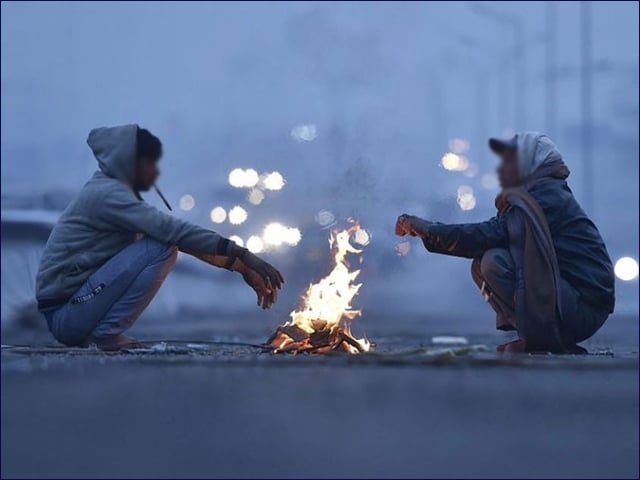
[[515, 131, 563, 179], [36, 124, 232, 309]]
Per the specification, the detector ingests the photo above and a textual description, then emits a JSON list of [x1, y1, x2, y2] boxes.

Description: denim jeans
[[471, 248, 609, 345], [44, 237, 178, 346]]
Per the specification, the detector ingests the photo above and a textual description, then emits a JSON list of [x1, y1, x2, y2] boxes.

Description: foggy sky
[[2, 1, 638, 315]]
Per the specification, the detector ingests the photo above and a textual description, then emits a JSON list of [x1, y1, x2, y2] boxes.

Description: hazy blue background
[[1, 1, 638, 334]]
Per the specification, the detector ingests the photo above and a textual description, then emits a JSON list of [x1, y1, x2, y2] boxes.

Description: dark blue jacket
[[421, 178, 615, 314]]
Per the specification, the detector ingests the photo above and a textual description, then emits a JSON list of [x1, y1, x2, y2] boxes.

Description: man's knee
[[139, 237, 178, 265], [479, 248, 513, 284], [470, 257, 483, 287]]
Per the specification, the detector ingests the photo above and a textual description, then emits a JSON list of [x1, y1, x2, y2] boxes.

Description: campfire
[[266, 222, 373, 354]]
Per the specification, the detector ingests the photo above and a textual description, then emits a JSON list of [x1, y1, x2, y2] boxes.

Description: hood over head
[[516, 131, 563, 179], [87, 124, 138, 184]]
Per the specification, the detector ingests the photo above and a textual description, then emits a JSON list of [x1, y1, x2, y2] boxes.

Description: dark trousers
[[471, 248, 608, 344]]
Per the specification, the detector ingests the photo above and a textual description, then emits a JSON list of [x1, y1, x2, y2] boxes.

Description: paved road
[[2, 315, 638, 479]]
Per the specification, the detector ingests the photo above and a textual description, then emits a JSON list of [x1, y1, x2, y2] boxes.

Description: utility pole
[[470, 2, 526, 130], [514, 17, 526, 129], [545, 2, 557, 137], [458, 35, 489, 166], [581, 1, 594, 214]]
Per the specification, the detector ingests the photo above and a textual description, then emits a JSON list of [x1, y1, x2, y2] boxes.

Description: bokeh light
[[448, 138, 470, 154], [457, 185, 473, 196], [395, 241, 411, 256], [614, 257, 639, 281], [315, 210, 336, 228], [262, 223, 301, 247], [179, 194, 195, 211], [243, 169, 259, 188], [246, 235, 264, 253], [228, 206, 248, 225], [263, 171, 285, 191], [353, 228, 371, 246], [228, 168, 259, 188], [209, 206, 227, 224], [228, 168, 246, 188], [284, 227, 302, 246], [229, 235, 244, 247], [291, 124, 317, 142], [247, 188, 265, 205], [457, 186, 476, 211], [263, 222, 288, 246], [441, 152, 469, 172]]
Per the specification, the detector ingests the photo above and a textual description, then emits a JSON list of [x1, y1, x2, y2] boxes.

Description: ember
[[266, 222, 373, 354]]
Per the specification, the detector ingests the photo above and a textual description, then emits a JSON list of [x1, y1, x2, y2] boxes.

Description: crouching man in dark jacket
[[395, 132, 615, 353], [36, 124, 284, 351]]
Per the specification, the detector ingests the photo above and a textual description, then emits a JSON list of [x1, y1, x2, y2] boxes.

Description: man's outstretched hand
[[395, 214, 431, 237], [233, 251, 284, 309]]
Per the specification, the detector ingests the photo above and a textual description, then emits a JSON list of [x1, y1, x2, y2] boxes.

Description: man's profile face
[[497, 148, 519, 189], [135, 156, 160, 191]]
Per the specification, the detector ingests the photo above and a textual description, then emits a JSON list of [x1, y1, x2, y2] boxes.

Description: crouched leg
[[45, 238, 178, 348], [471, 248, 517, 331]]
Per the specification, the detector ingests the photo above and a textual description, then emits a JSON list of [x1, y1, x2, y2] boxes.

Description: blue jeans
[[44, 238, 178, 346]]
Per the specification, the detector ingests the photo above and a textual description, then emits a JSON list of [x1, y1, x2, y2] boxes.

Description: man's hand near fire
[[231, 250, 284, 310], [395, 214, 431, 238], [179, 245, 284, 310]]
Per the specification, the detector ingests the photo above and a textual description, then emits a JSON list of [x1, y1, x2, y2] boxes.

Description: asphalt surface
[[1, 314, 638, 479]]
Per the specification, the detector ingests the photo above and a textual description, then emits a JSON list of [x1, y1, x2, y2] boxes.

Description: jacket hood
[[87, 124, 138, 184], [516, 131, 563, 179]]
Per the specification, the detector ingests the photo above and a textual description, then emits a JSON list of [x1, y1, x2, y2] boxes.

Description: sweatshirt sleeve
[[421, 216, 509, 259], [98, 185, 233, 256]]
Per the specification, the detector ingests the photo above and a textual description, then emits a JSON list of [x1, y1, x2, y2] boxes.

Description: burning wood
[[266, 222, 373, 354]]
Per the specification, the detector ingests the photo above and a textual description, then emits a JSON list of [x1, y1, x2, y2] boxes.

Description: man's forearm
[[179, 246, 240, 271], [421, 217, 509, 259]]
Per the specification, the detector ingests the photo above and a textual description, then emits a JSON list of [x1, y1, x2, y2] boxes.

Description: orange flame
[[270, 222, 371, 354]]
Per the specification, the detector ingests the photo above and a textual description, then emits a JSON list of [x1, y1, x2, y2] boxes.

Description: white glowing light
[[228, 168, 246, 188], [614, 257, 639, 281], [353, 228, 371, 246], [315, 210, 336, 228], [440, 152, 469, 172], [457, 186, 476, 211], [228, 206, 248, 225], [457, 193, 476, 211], [246, 235, 264, 253], [481, 173, 499, 190], [291, 124, 317, 142], [263, 171, 285, 191], [284, 227, 302, 246], [263, 222, 288, 246], [247, 188, 265, 205], [229, 168, 259, 188], [243, 169, 259, 188], [457, 185, 473, 196], [209, 206, 227, 224], [229, 235, 244, 247], [395, 241, 411, 256], [179, 194, 195, 211], [448, 138, 470, 154]]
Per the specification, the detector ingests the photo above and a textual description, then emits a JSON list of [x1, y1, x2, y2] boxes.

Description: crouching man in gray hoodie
[[36, 124, 284, 351]]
